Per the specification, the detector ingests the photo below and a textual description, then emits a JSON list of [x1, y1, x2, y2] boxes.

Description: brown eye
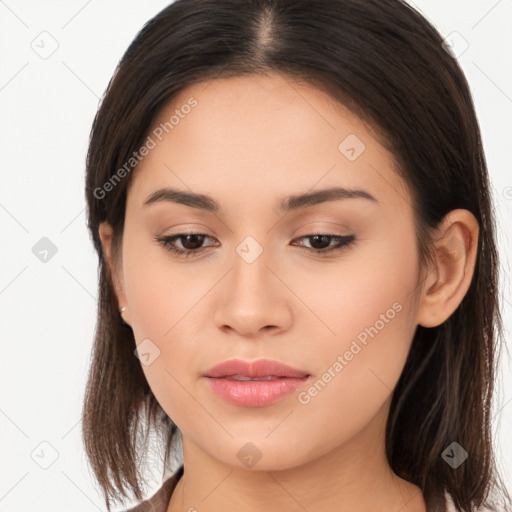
[[155, 233, 216, 257], [176, 234, 207, 250], [292, 234, 356, 254]]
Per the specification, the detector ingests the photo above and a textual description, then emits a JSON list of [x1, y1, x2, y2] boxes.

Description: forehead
[[127, 73, 409, 214], [151, 72, 381, 153]]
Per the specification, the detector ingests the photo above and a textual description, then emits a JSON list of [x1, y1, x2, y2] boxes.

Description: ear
[[417, 209, 479, 328], [98, 221, 131, 326]]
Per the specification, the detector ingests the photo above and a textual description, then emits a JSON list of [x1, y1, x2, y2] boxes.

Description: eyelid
[[291, 220, 352, 235]]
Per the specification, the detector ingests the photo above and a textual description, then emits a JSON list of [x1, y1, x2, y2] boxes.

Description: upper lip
[[203, 358, 310, 378]]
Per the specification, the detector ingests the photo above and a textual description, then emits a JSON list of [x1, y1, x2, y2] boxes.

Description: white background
[[1, 0, 511, 510]]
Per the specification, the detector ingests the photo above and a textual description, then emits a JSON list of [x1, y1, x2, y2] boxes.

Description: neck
[[167, 402, 426, 512]]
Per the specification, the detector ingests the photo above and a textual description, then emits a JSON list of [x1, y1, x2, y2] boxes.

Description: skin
[[98, 72, 479, 512]]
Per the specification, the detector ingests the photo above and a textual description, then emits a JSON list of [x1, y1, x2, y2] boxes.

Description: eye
[[155, 232, 216, 258], [154, 232, 356, 258], [291, 233, 356, 254]]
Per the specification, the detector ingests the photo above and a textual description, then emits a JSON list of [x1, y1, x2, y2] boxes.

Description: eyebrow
[[143, 186, 379, 212]]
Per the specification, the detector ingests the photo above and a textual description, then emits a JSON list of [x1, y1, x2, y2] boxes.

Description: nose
[[213, 243, 293, 338]]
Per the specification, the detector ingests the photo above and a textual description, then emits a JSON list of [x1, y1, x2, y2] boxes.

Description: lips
[[203, 358, 310, 379], [203, 358, 311, 407]]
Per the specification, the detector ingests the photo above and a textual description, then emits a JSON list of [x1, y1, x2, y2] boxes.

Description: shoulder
[[121, 465, 184, 512]]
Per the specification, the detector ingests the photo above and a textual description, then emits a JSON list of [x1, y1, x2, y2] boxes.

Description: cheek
[[291, 235, 419, 423], [293, 296, 416, 453], [121, 231, 208, 422], [294, 228, 419, 355], [122, 227, 193, 339]]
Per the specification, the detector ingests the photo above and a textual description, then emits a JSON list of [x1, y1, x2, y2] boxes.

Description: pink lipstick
[[203, 358, 311, 407]]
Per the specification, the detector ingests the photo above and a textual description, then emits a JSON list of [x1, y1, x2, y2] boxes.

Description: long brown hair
[[82, 1, 511, 510]]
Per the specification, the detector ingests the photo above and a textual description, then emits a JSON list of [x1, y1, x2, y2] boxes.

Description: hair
[[82, 1, 511, 510]]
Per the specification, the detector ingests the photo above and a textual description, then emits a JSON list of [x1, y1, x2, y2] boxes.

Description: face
[[106, 73, 424, 470]]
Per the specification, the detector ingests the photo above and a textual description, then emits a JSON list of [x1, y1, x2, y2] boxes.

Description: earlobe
[[417, 209, 479, 328], [98, 221, 130, 325]]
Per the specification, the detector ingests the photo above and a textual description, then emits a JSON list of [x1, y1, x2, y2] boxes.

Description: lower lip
[[204, 376, 310, 407]]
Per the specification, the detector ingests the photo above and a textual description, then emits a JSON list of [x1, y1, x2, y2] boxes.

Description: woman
[[82, 1, 511, 511]]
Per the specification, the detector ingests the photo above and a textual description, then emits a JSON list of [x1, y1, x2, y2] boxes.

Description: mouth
[[203, 359, 311, 407]]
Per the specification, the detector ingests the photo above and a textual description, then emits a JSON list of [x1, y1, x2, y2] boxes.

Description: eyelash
[[154, 231, 356, 258]]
